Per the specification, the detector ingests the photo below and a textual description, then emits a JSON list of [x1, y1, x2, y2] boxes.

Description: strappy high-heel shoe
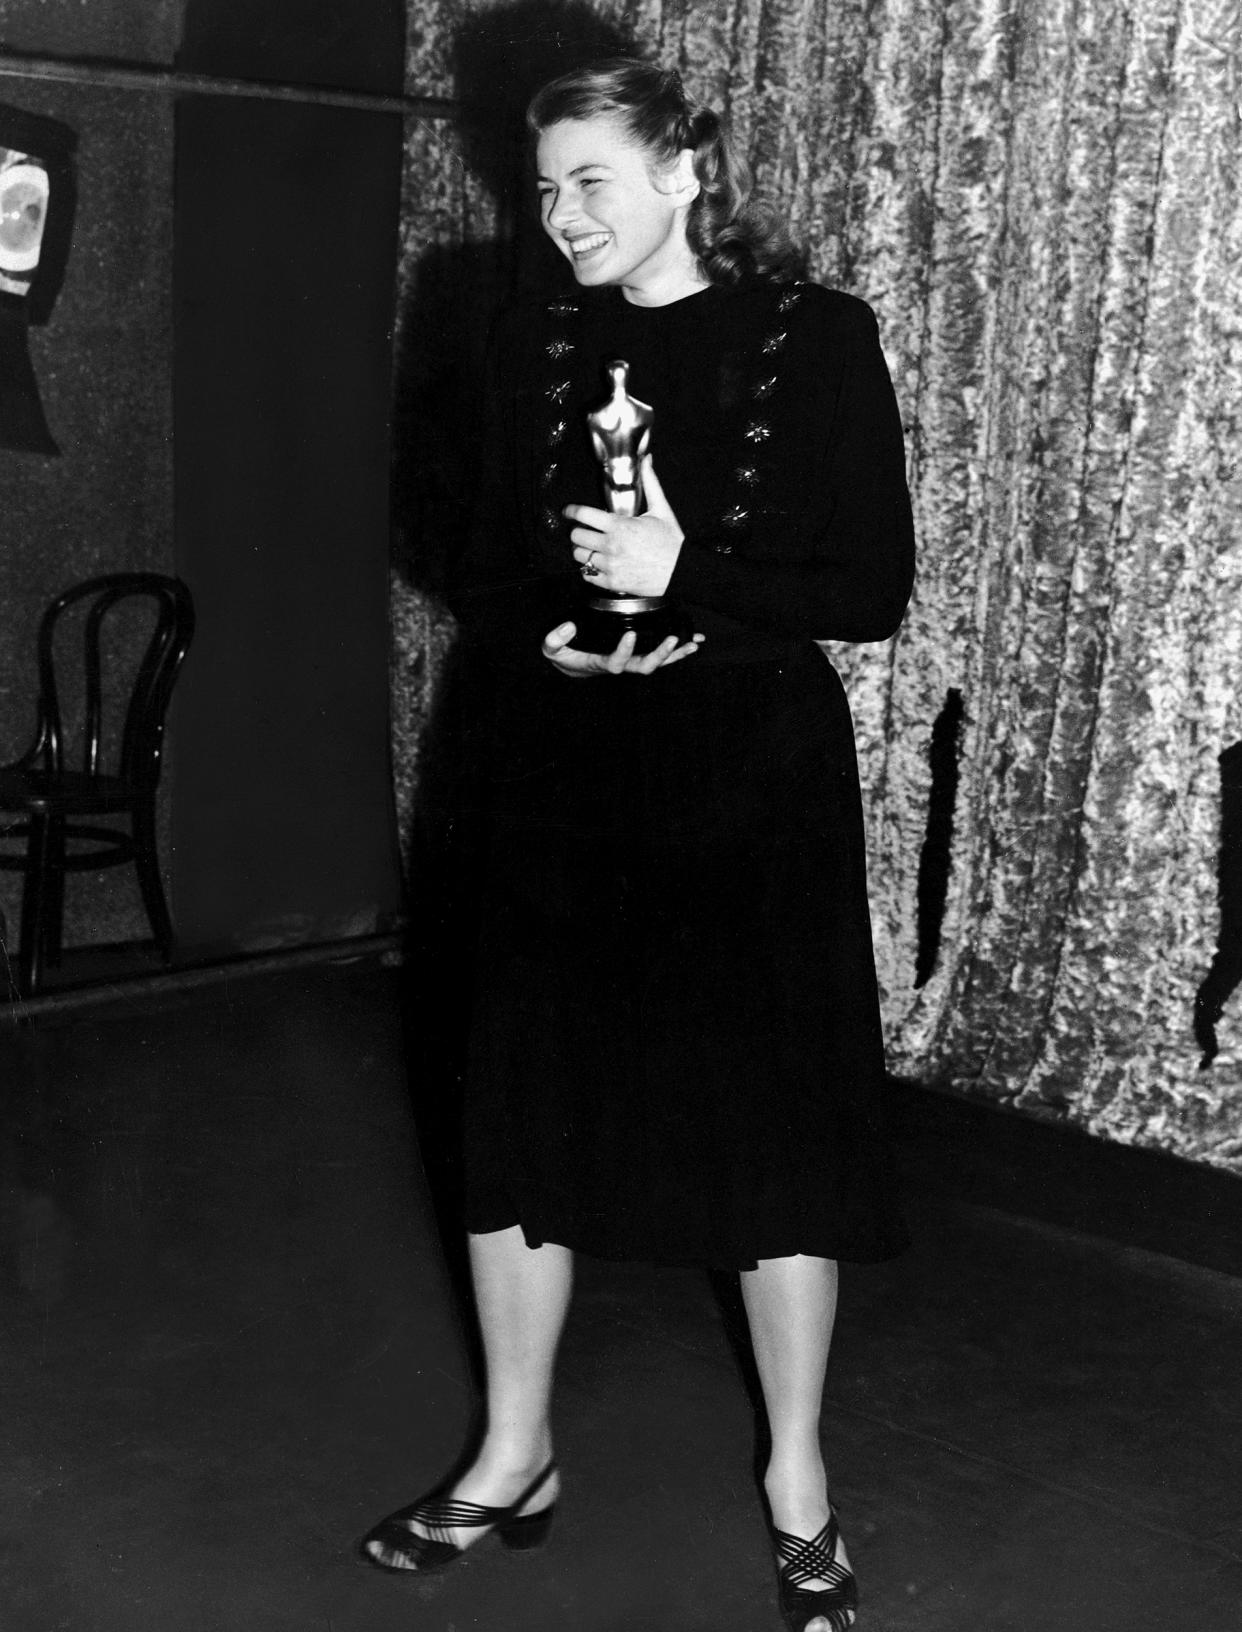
[[359, 1461, 557, 1574], [771, 1505, 858, 1632]]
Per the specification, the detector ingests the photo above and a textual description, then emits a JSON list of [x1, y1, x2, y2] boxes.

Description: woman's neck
[[619, 258, 710, 308]]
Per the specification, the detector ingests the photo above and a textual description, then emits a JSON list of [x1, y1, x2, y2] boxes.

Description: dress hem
[[463, 1211, 910, 1274]]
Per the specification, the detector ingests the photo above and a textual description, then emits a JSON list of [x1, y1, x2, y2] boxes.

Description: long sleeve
[[666, 294, 914, 644]]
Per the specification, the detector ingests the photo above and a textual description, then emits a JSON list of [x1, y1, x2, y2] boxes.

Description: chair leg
[[132, 800, 174, 961], [44, 814, 67, 969], [0, 902, 14, 1000], [18, 811, 55, 997]]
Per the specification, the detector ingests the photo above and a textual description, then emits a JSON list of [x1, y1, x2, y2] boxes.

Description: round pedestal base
[[571, 596, 693, 657]]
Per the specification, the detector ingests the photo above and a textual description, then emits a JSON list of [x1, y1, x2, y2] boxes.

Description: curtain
[[393, 0, 1242, 1170]]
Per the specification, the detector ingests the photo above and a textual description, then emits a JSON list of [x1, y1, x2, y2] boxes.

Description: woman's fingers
[[541, 623, 705, 676], [625, 633, 706, 673], [640, 456, 671, 517], [573, 542, 609, 583], [542, 621, 578, 659], [542, 623, 608, 677], [625, 635, 677, 675], [563, 502, 611, 528], [566, 505, 611, 581], [658, 634, 706, 666], [605, 630, 639, 673], [567, 483, 681, 596]]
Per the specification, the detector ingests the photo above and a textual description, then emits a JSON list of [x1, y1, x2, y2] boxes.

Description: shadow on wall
[[914, 688, 964, 990], [392, 0, 639, 600], [1195, 742, 1242, 1069], [392, 1, 638, 1322]]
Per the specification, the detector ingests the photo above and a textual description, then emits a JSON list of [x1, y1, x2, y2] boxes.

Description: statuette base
[[571, 593, 693, 657]]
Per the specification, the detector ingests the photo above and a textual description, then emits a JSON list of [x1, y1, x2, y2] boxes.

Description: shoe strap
[[773, 1512, 853, 1594], [405, 1461, 556, 1544]]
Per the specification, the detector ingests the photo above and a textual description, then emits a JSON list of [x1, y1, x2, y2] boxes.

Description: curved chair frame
[[0, 573, 195, 997]]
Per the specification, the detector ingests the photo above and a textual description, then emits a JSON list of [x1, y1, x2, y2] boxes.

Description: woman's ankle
[[470, 1432, 555, 1483], [764, 1449, 829, 1516]]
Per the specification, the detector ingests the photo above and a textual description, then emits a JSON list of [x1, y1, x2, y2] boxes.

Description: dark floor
[[1, 958, 1239, 1631]]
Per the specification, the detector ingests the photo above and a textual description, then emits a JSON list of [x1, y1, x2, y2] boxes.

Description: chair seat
[[0, 765, 142, 816]]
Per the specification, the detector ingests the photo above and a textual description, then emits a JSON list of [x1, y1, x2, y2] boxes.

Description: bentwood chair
[[0, 573, 195, 997]]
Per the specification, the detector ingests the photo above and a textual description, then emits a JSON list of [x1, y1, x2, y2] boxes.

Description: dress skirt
[[461, 640, 907, 1270]]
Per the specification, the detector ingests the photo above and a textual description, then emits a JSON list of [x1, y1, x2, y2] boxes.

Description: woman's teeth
[[570, 233, 611, 259]]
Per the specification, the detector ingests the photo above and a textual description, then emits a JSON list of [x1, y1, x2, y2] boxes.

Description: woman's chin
[[567, 254, 613, 285]]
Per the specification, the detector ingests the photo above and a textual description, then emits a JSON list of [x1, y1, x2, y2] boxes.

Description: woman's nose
[[545, 190, 575, 231]]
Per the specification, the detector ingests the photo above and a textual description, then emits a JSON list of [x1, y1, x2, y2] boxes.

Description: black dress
[[450, 280, 915, 1271]]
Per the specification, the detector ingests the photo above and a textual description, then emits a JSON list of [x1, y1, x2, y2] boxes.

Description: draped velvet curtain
[[393, 0, 1242, 1171]]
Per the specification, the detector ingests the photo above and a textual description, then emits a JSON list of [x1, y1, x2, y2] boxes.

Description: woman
[[364, 58, 915, 1632]]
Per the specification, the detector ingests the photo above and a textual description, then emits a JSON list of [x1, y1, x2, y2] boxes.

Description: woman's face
[[535, 117, 700, 305]]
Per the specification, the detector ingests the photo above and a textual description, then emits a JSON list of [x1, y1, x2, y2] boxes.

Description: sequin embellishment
[[535, 299, 582, 555], [709, 282, 807, 546]]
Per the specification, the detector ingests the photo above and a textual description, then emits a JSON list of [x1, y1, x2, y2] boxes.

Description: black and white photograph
[[0, 3, 1239, 1629]]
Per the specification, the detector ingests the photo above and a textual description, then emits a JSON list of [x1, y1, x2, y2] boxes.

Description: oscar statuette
[[571, 359, 691, 656]]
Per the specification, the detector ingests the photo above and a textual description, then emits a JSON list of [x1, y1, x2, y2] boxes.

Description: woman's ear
[[661, 148, 700, 203]]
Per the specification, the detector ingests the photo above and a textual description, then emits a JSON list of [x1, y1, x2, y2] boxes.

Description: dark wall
[[170, 2, 405, 952], [0, 1, 181, 62], [178, 0, 405, 93], [171, 91, 404, 949], [0, 2, 405, 963]]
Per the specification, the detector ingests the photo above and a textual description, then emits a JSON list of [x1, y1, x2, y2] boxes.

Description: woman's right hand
[[541, 622, 704, 678]]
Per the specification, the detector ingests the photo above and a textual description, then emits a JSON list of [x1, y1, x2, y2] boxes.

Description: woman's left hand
[[565, 457, 684, 597]]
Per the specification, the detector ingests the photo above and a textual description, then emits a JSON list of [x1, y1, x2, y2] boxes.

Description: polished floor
[[1, 958, 1239, 1631]]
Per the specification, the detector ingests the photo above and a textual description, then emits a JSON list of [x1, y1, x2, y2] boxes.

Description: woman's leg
[[369, 1225, 572, 1561], [740, 1253, 852, 1624], [457, 1225, 573, 1508], [427, 1226, 571, 1544]]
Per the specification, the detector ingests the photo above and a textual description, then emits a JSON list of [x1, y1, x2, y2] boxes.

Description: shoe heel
[[498, 1506, 555, 1551]]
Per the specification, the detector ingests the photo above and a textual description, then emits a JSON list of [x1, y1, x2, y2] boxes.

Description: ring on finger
[[582, 550, 602, 579]]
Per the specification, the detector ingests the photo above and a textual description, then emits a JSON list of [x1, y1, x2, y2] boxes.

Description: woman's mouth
[[567, 232, 612, 262]]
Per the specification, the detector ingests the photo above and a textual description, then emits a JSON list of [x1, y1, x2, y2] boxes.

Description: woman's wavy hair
[[526, 57, 804, 288]]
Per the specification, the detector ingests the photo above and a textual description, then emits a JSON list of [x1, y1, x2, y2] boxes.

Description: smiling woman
[[367, 56, 915, 1632], [535, 118, 703, 305]]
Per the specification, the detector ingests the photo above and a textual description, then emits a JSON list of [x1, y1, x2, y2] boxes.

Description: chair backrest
[[29, 573, 195, 788]]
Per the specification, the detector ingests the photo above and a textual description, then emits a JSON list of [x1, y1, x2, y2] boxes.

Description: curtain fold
[[393, 0, 1242, 1170]]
